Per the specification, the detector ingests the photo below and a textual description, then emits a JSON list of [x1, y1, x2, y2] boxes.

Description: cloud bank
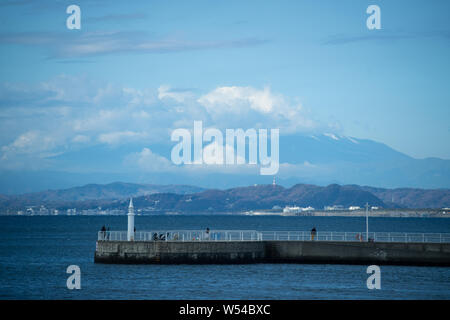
[[0, 31, 268, 59], [0, 76, 327, 172]]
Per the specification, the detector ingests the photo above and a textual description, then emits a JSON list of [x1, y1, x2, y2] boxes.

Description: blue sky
[[0, 0, 449, 183]]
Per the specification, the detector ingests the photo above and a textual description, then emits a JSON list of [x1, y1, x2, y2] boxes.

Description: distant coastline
[[1, 208, 449, 218], [1, 182, 448, 217], [243, 208, 449, 218]]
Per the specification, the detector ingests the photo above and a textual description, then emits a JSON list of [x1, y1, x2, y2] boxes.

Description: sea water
[[0, 215, 449, 299]]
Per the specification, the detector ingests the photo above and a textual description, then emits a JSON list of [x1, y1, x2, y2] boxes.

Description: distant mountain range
[[276, 134, 450, 189], [125, 184, 386, 213], [360, 186, 450, 209], [13, 182, 205, 202], [0, 182, 448, 213]]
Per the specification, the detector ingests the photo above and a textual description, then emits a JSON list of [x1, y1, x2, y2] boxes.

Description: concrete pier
[[95, 240, 450, 266], [264, 240, 450, 266], [95, 240, 265, 264]]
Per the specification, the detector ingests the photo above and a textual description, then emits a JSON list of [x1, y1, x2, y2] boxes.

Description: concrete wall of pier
[[94, 240, 265, 264], [95, 240, 450, 266], [264, 241, 450, 266]]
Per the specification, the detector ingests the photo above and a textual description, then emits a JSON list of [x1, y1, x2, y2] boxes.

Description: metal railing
[[260, 231, 450, 243], [98, 230, 262, 242], [98, 230, 450, 243]]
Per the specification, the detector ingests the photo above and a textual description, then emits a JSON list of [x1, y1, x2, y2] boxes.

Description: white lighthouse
[[127, 198, 135, 241]]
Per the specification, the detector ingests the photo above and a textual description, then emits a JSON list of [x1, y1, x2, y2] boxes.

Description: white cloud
[[122, 87, 156, 107], [158, 85, 194, 103], [0, 31, 267, 59], [72, 135, 90, 143], [196, 141, 247, 165], [198, 86, 316, 133], [0, 76, 331, 171], [1, 131, 58, 157], [0, 130, 66, 169], [198, 86, 277, 114], [124, 146, 261, 175], [324, 133, 339, 140], [98, 131, 148, 145], [347, 136, 359, 144], [125, 147, 175, 172]]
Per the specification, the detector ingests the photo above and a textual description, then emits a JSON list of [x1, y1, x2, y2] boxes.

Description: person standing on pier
[[101, 225, 106, 240], [311, 227, 317, 241]]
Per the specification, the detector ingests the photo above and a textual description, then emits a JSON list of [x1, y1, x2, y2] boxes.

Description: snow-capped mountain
[[0, 133, 448, 194]]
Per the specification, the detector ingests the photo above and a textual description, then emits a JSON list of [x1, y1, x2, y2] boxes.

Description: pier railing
[[98, 230, 450, 243], [98, 230, 262, 242], [260, 231, 450, 243]]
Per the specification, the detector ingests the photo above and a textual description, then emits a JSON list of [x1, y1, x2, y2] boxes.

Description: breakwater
[[95, 239, 450, 266]]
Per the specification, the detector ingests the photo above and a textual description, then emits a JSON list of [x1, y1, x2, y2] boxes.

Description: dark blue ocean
[[0, 215, 449, 300]]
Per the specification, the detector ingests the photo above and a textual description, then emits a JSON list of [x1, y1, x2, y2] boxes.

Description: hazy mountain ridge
[[1, 182, 448, 213], [278, 134, 450, 189], [360, 186, 450, 209], [1, 134, 449, 194], [124, 184, 386, 213], [1, 182, 205, 204]]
